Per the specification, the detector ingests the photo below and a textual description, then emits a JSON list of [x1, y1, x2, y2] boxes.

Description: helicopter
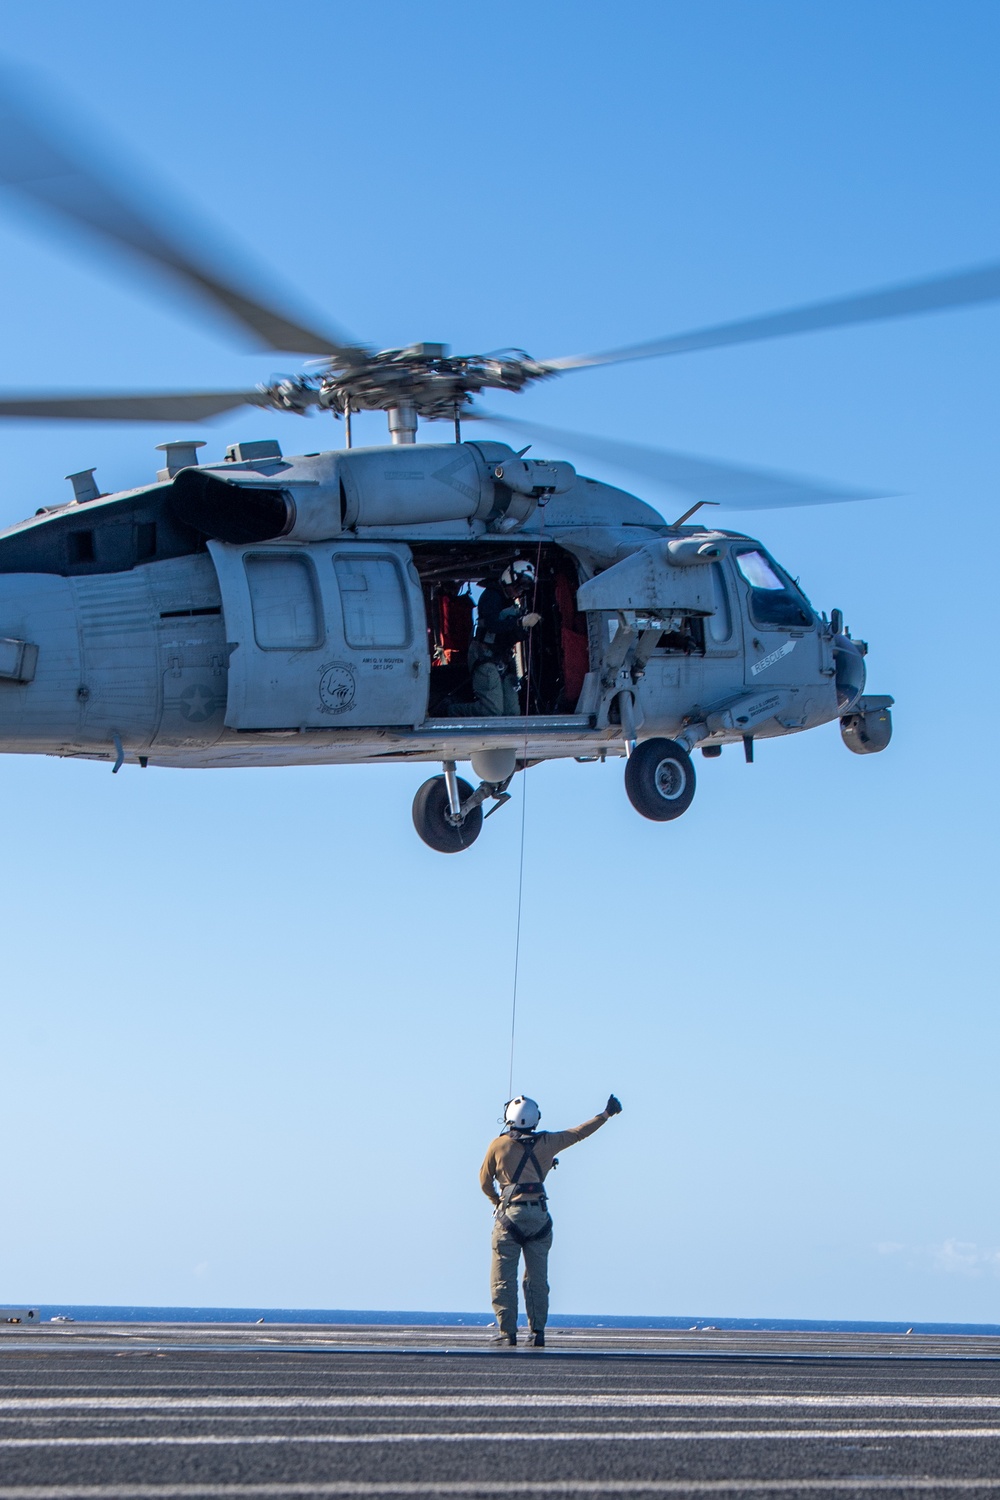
[[0, 78, 996, 851]]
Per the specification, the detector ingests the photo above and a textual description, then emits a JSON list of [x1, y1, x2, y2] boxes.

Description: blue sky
[[2, 1, 999, 1323]]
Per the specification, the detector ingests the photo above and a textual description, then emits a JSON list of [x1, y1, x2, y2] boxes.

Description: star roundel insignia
[[179, 684, 217, 722]]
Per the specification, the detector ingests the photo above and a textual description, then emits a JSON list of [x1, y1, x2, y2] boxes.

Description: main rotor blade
[[0, 69, 362, 359], [0, 391, 261, 421], [469, 411, 884, 510], [544, 261, 1000, 371]]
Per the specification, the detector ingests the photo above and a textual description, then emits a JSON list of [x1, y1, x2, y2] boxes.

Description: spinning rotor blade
[[544, 262, 1000, 371], [0, 391, 260, 421], [0, 70, 361, 359], [469, 411, 884, 510]]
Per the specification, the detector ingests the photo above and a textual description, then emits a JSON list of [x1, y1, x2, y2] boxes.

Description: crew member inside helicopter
[[430, 580, 474, 668], [450, 560, 541, 717]]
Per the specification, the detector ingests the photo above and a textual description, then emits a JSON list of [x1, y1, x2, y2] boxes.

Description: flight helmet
[[504, 1096, 541, 1131], [499, 560, 535, 589]]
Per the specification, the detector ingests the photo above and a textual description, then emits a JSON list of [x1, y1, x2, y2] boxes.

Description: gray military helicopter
[[0, 78, 995, 851]]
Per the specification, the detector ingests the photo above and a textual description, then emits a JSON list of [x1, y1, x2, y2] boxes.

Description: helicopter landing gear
[[624, 737, 696, 822], [412, 755, 518, 851], [412, 770, 484, 852]]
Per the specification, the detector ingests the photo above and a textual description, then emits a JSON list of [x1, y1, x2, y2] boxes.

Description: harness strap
[[509, 1135, 544, 1186], [497, 1210, 553, 1246]]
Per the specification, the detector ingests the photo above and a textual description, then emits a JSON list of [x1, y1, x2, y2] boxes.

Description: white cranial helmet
[[504, 1095, 541, 1131], [499, 560, 535, 588]]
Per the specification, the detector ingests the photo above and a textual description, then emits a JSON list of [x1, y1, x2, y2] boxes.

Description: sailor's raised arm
[[547, 1095, 623, 1152]]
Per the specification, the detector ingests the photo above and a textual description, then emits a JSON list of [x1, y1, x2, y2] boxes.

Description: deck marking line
[[3, 1393, 1000, 1411], [1, 1425, 1000, 1448]]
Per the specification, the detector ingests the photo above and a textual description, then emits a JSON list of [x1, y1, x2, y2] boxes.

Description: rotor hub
[[255, 346, 555, 429]]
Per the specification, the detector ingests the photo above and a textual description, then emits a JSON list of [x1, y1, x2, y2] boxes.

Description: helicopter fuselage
[[0, 439, 890, 840]]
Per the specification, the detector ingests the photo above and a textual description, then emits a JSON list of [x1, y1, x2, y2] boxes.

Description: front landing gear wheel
[[412, 775, 483, 853], [624, 738, 696, 822]]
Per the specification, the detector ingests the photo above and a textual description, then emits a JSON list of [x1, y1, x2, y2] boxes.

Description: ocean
[[21, 1307, 1000, 1334]]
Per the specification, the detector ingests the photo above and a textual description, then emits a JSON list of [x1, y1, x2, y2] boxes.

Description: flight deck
[[4, 1322, 1000, 1497]]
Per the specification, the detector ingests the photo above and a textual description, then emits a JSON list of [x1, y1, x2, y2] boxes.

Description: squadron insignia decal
[[318, 662, 357, 715]]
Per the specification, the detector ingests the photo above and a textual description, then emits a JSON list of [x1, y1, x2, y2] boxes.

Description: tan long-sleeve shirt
[[479, 1114, 608, 1206]]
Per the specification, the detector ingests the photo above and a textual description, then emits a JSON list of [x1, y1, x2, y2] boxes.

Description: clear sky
[[2, 0, 999, 1324]]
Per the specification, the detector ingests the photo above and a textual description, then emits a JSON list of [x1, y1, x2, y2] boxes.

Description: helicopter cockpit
[[732, 548, 815, 630]]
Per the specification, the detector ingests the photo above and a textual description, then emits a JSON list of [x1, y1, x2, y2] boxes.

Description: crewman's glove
[[522, 612, 542, 628], [605, 1094, 623, 1116]]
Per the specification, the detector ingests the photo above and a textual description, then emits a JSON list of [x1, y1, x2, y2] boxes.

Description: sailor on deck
[[480, 1093, 622, 1347]]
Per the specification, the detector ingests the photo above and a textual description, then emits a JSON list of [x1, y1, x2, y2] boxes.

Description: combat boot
[[525, 1330, 545, 1347]]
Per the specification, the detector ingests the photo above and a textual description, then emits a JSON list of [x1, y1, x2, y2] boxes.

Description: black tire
[[412, 775, 483, 853], [624, 738, 696, 822]]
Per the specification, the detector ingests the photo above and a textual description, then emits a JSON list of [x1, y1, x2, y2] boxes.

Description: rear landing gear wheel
[[624, 738, 696, 822], [412, 775, 483, 853]]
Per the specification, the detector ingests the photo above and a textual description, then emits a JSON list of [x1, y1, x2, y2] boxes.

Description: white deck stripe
[[2, 1393, 1000, 1411], [0, 1426, 998, 1447]]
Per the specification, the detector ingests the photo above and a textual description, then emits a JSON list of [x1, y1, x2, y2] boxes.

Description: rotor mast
[[388, 405, 418, 444]]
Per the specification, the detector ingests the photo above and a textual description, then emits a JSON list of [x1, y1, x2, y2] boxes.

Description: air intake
[[170, 468, 294, 544]]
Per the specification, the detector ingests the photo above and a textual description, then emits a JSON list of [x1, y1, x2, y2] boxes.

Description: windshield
[[734, 549, 813, 629]]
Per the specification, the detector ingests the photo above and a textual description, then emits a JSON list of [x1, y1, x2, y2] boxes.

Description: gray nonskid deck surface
[[6, 1323, 1000, 1359], [4, 1325, 1000, 1497]]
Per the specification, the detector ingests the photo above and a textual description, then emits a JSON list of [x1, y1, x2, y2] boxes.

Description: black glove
[[605, 1094, 622, 1116]]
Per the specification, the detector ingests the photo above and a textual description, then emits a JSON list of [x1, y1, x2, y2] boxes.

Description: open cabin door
[[209, 540, 429, 730]]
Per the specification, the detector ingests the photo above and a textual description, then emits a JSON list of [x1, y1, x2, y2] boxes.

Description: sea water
[[27, 1306, 1000, 1334]]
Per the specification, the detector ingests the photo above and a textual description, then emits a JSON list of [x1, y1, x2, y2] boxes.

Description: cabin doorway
[[411, 542, 590, 718]]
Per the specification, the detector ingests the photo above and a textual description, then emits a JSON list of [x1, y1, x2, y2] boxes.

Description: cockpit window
[[734, 548, 812, 629], [735, 550, 783, 591]]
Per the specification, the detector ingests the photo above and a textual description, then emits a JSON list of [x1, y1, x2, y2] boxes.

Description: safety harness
[[497, 1133, 553, 1246], [474, 590, 525, 667]]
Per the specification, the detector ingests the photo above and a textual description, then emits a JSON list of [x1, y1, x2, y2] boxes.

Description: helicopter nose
[[833, 634, 866, 712]]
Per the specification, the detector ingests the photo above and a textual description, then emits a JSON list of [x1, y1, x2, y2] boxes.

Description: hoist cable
[[507, 776, 528, 1101], [506, 530, 546, 1100]]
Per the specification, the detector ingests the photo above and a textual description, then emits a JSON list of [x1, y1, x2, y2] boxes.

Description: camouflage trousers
[[490, 1202, 552, 1335]]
